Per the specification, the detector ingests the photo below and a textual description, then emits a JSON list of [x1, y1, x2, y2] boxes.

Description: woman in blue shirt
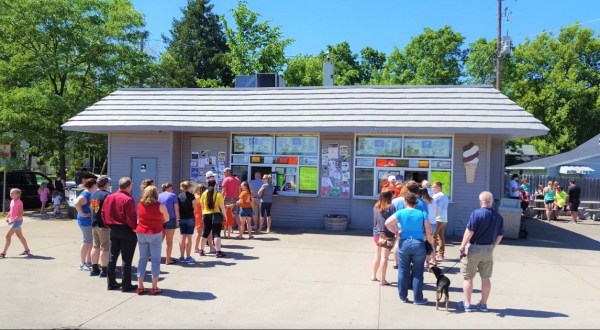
[[75, 178, 97, 271], [385, 192, 435, 305]]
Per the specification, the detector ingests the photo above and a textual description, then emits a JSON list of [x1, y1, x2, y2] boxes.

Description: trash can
[[323, 214, 349, 231]]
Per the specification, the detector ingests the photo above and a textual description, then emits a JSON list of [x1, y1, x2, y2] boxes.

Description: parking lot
[[1, 213, 600, 329]]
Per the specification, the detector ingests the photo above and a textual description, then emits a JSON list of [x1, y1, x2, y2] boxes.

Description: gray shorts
[[461, 244, 494, 279], [80, 225, 93, 244], [224, 197, 240, 215]]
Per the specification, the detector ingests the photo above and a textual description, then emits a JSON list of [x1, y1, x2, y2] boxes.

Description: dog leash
[[441, 257, 463, 275]]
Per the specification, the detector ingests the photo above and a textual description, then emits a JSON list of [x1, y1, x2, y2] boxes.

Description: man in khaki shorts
[[89, 176, 112, 277], [458, 191, 504, 313]]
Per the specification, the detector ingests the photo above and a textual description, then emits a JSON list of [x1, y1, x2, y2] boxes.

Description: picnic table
[[579, 201, 600, 220], [527, 199, 589, 220]]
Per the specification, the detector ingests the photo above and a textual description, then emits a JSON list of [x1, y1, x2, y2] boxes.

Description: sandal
[[136, 287, 148, 295], [0, 253, 5, 259], [380, 281, 392, 286], [151, 287, 163, 295], [19, 250, 30, 256]]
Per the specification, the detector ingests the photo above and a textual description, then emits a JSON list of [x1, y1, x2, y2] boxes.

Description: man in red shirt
[[221, 168, 241, 228], [101, 177, 138, 292]]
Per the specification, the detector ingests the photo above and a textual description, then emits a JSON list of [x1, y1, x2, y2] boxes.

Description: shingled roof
[[62, 85, 548, 139]]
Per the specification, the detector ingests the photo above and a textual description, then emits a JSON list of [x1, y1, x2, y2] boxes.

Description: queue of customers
[[75, 168, 276, 295]]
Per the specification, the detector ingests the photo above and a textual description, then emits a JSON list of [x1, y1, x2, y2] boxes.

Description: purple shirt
[[158, 191, 178, 219]]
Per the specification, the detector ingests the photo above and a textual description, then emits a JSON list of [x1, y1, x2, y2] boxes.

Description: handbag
[[377, 232, 395, 249], [425, 240, 434, 254]]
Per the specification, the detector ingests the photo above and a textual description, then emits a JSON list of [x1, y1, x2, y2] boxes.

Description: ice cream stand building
[[62, 85, 549, 237]]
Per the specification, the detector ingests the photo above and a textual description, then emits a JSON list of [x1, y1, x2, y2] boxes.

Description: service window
[[354, 135, 453, 199], [231, 134, 319, 197]]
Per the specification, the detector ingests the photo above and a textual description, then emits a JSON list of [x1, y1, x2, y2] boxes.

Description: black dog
[[429, 265, 450, 311]]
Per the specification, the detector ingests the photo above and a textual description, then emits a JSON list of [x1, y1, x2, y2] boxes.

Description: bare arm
[[74, 195, 90, 217], [159, 204, 169, 222], [459, 228, 475, 256], [494, 235, 503, 248], [384, 215, 399, 234]]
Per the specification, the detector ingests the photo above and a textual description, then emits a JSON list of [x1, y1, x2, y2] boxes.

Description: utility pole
[[496, 0, 502, 91]]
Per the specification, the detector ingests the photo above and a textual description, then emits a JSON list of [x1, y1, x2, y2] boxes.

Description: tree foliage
[[506, 24, 600, 154], [378, 26, 466, 85], [283, 54, 323, 87], [222, 0, 293, 75], [0, 0, 152, 178], [159, 0, 232, 87]]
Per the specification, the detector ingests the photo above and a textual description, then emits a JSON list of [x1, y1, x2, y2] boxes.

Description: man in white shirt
[[432, 181, 449, 260]]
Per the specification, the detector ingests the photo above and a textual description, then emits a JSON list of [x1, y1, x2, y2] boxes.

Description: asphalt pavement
[[1, 211, 600, 329]]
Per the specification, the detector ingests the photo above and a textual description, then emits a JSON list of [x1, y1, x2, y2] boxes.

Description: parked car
[[1, 170, 55, 211]]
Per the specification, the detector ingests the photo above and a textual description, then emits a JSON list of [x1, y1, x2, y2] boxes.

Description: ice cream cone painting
[[462, 142, 479, 183]]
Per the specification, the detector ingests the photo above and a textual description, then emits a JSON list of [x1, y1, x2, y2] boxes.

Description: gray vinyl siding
[[107, 132, 174, 190], [450, 134, 490, 237], [489, 137, 505, 199], [271, 196, 351, 229]]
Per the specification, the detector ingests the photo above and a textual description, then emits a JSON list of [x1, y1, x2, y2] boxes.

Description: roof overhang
[[559, 166, 595, 174]]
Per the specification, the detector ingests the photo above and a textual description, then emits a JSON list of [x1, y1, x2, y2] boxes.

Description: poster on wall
[[299, 167, 317, 194], [192, 150, 219, 184], [321, 143, 351, 199]]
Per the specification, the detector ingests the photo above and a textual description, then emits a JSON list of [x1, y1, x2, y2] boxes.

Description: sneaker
[[199, 250, 206, 256], [399, 298, 411, 303], [79, 263, 91, 271], [89, 269, 101, 276], [99, 270, 107, 278], [216, 251, 226, 258], [184, 256, 195, 263], [459, 301, 473, 312], [393, 264, 398, 269], [413, 298, 429, 305], [476, 302, 488, 312], [178, 257, 186, 263]]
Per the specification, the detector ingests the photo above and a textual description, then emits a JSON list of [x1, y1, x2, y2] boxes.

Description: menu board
[[404, 137, 452, 158], [299, 167, 318, 194], [430, 170, 451, 198], [356, 137, 402, 157], [232, 135, 274, 154], [276, 136, 318, 155]]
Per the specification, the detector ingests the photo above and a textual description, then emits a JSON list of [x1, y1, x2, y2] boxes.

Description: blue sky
[[131, 0, 600, 59]]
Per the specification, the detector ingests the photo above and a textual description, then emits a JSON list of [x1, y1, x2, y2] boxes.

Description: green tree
[[222, 0, 293, 75], [379, 26, 466, 85], [0, 0, 152, 179], [506, 24, 600, 154], [283, 54, 323, 87], [159, 0, 232, 88], [324, 42, 361, 86], [359, 47, 386, 84]]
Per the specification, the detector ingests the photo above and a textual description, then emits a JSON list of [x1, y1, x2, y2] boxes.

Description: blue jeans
[[136, 232, 162, 279], [398, 238, 427, 302]]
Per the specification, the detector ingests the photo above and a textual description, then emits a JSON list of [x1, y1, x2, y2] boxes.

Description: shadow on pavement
[[220, 244, 254, 250], [501, 218, 600, 251], [24, 254, 55, 260], [159, 289, 217, 301], [493, 308, 568, 318]]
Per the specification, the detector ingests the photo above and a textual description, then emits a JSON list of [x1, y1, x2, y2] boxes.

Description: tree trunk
[[59, 129, 66, 181]]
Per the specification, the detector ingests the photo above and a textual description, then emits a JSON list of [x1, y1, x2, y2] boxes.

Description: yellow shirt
[[200, 191, 224, 214]]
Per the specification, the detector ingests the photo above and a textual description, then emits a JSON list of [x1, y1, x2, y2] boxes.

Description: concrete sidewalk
[[1, 213, 600, 329]]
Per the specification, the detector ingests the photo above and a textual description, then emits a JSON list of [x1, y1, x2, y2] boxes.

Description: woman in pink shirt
[[135, 185, 169, 295], [1, 188, 30, 258]]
